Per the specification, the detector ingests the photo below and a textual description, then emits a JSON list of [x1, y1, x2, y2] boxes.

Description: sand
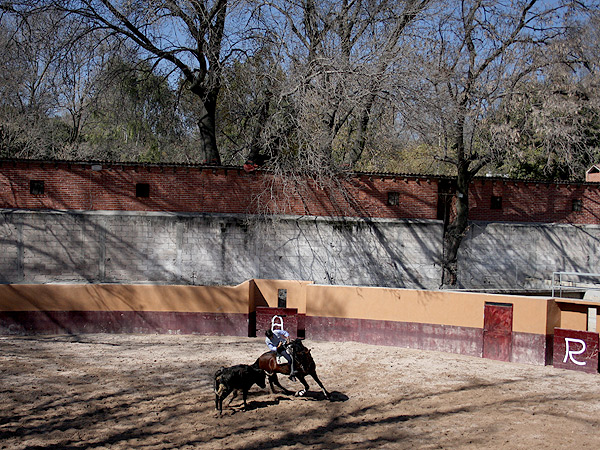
[[1, 334, 599, 449]]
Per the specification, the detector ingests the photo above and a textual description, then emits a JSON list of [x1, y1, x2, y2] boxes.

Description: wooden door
[[483, 302, 513, 362]]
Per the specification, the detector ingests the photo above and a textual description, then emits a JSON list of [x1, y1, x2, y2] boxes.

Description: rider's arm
[[274, 329, 289, 339], [266, 337, 278, 352]]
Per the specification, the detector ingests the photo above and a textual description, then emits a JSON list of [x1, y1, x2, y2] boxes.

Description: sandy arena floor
[[1, 334, 599, 449]]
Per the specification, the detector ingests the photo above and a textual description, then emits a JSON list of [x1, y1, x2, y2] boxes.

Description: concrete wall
[[250, 279, 562, 365], [0, 210, 443, 289], [458, 221, 600, 289], [303, 284, 556, 365], [2, 209, 600, 290]]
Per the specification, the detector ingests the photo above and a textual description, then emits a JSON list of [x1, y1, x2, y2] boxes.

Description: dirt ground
[[1, 334, 599, 450]]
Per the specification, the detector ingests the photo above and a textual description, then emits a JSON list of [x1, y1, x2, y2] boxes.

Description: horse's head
[[287, 339, 313, 366], [287, 338, 305, 355]]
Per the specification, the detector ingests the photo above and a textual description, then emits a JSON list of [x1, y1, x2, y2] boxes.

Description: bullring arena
[[2, 334, 600, 449], [1, 280, 599, 449]]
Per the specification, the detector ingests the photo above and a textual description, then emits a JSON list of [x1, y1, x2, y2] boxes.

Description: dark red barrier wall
[[553, 328, 599, 373], [0, 311, 249, 336]]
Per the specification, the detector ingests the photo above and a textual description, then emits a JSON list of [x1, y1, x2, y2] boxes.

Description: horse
[[253, 338, 330, 399]]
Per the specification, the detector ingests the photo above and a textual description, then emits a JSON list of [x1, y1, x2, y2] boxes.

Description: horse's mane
[[288, 338, 306, 353], [288, 339, 312, 363]]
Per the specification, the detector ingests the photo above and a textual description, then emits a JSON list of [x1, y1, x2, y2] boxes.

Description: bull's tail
[[214, 366, 225, 393]]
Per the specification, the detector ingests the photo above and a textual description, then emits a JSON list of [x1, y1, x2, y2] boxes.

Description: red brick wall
[[469, 179, 600, 224], [1, 160, 599, 224], [0, 161, 439, 220]]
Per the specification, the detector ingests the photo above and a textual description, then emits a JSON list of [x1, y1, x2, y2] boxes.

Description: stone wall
[[2, 210, 598, 289], [0, 210, 443, 289], [458, 221, 600, 289]]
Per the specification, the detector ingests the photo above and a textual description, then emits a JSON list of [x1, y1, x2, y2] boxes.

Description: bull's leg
[[310, 371, 330, 399], [216, 386, 232, 414], [227, 389, 239, 406], [215, 383, 226, 412], [294, 375, 310, 397], [242, 389, 248, 410], [215, 381, 222, 410]]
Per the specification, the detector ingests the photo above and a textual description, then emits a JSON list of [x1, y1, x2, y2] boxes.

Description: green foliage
[[80, 57, 184, 162]]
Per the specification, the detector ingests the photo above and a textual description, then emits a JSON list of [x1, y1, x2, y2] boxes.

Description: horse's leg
[[269, 373, 293, 395], [310, 371, 330, 399], [294, 375, 310, 397]]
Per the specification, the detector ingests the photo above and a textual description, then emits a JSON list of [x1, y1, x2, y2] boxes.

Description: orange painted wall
[[304, 285, 556, 335], [251, 279, 313, 314], [2, 280, 594, 336], [554, 299, 600, 331], [0, 282, 250, 314]]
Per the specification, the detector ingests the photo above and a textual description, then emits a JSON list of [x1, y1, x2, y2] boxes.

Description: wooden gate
[[483, 302, 513, 362]]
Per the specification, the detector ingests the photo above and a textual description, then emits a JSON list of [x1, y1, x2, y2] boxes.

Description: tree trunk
[[441, 169, 469, 288], [441, 115, 471, 288], [196, 94, 221, 165], [342, 92, 376, 168], [245, 89, 273, 167], [69, 112, 81, 144]]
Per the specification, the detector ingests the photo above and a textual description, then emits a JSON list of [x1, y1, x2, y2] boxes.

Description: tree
[[396, 0, 597, 287], [493, 12, 600, 180], [244, 0, 431, 173], [81, 56, 186, 162], [2, 0, 264, 165], [0, 9, 74, 158]]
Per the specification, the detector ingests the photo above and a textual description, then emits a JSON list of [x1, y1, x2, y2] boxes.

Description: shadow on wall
[[458, 221, 600, 290], [0, 165, 441, 288], [0, 210, 444, 289], [251, 217, 442, 289], [0, 210, 183, 284]]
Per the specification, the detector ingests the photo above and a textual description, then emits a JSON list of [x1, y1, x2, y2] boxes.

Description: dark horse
[[253, 338, 330, 399]]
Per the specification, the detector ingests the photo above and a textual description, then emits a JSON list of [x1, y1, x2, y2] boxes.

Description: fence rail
[[551, 271, 600, 299]]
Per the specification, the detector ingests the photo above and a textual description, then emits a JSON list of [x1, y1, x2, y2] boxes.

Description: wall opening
[[277, 289, 287, 308], [30, 180, 44, 195], [136, 183, 150, 198], [387, 192, 400, 206], [490, 195, 503, 210]]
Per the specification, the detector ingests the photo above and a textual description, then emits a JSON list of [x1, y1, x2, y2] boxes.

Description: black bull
[[253, 339, 330, 399]]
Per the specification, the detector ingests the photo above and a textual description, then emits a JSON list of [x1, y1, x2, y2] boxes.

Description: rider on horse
[[265, 329, 298, 381]]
